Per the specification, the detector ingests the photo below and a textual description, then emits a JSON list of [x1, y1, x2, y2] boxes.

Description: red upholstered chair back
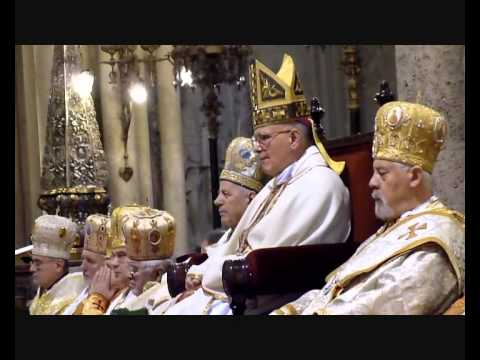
[[326, 133, 383, 245]]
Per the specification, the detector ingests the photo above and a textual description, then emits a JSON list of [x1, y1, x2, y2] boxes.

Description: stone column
[[155, 45, 189, 255], [32, 45, 54, 161], [97, 46, 141, 207], [15, 45, 42, 244], [357, 45, 397, 133], [182, 88, 212, 248], [395, 45, 465, 213], [15, 109, 26, 248], [132, 49, 154, 207]]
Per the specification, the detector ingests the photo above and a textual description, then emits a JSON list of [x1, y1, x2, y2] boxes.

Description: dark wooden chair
[[167, 252, 208, 297], [222, 133, 383, 314], [15, 263, 36, 314]]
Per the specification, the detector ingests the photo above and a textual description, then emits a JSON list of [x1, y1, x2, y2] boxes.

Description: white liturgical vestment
[[272, 196, 465, 315]]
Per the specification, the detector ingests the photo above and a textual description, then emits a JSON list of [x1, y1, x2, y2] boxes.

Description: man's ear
[[289, 128, 301, 148], [248, 191, 256, 203], [408, 166, 424, 188], [55, 259, 65, 273]]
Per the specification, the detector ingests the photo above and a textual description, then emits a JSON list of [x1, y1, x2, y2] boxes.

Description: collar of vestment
[[272, 146, 326, 187], [400, 195, 439, 218]]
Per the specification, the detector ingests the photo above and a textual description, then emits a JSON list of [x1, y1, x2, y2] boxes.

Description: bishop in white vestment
[[273, 101, 465, 315]]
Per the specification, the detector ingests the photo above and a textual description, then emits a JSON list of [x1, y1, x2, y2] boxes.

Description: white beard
[[373, 194, 395, 221]]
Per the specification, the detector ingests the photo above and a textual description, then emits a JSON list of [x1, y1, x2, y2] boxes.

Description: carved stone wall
[[395, 45, 465, 213]]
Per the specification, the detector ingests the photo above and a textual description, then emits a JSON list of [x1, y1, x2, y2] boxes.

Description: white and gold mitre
[[372, 101, 448, 173], [121, 207, 176, 261], [31, 215, 77, 260], [249, 53, 309, 130], [220, 137, 265, 192], [84, 214, 110, 255]]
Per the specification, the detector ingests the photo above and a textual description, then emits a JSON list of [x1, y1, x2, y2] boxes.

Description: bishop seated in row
[[21, 54, 464, 315]]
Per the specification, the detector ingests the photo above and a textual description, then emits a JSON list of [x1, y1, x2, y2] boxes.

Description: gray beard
[[373, 196, 396, 221], [375, 200, 394, 221]]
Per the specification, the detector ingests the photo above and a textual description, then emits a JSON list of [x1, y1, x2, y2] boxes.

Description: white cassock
[[164, 146, 351, 315], [272, 196, 465, 315]]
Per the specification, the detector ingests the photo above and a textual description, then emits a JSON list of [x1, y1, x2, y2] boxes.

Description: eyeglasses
[[252, 129, 291, 148]]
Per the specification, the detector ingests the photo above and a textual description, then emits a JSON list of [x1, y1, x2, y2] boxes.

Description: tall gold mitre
[[109, 204, 149, 255], [220, 137, 266, 192], [121, 207, 176, 261], [372, 101, 448, 173], [249, 53, 309, 129], [83, 214, 110, 256], [249, 53, 345, 175], [31, 215, 78, 260]]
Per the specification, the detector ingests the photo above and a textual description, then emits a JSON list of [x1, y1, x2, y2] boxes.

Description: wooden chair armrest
[[222, 242, 356, 314], [167, 252, 208, 297]]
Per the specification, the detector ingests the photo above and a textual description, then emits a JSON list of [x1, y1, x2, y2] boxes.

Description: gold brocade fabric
[[83, 215, 110, 255], [81, 293, 110, 315], [80, 287, 129, 315], [29, 272, 85, 315], [30, 293, 75, 315], [249, 54, 309, 129], [372, 101, 447, 173]]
